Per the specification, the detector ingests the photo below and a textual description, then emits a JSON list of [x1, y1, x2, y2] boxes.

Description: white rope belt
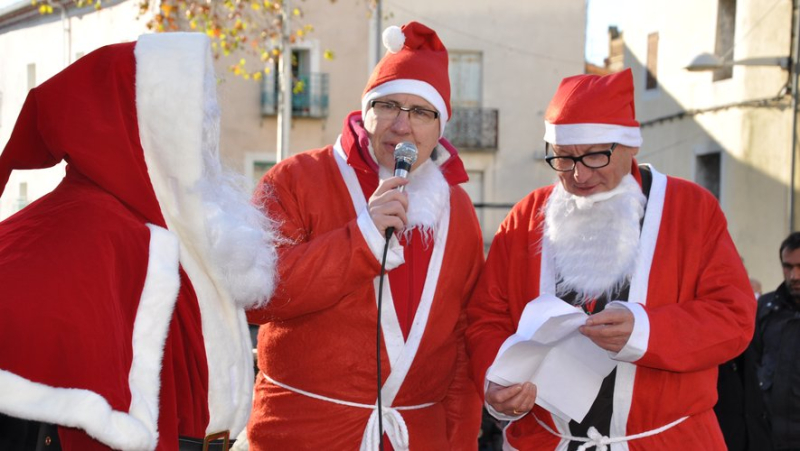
[[263, 373, 434, 451], [533, 413, 688, 451]]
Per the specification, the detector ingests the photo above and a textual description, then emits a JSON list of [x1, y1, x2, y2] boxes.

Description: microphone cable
[[375, 227, 395, 451]]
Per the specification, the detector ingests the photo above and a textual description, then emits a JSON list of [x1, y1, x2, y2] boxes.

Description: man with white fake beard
[[466, 69, 756, 450], [245, 21, 484, 450]]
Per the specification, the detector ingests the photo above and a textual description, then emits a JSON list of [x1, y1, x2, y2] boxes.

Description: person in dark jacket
[[714, 345, 773, 451], [752, 231, 800, 450], [714, 272, 772, 451]]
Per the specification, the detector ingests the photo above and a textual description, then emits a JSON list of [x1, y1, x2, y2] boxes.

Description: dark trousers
[[0, 413, 60, 451]]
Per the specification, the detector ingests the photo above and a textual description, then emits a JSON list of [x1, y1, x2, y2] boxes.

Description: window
[[696, 152, 721, 199], [16, 182, 28, 212], [252, 161, 275, 186], [449, 51, 482, 108], [646, 32, 659, 90], [27, 64, 36, 91], [261, 48, 329, 118], [714, 0, 737, 81], [445, 51, 497, 150]]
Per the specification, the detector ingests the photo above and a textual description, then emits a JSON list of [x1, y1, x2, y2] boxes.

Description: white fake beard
[[544, 174, 646, 304], [195, 73, 278, 309], [379, 158, 450, 243]]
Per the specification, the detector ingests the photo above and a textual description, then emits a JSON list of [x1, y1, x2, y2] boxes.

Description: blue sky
[[585, 0, 634, 66]]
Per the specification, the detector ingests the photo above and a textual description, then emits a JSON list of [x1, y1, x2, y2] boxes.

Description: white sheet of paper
[[486, 294, 618, 423]]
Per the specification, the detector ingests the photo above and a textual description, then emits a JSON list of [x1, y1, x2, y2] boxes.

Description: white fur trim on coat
[[609, 165, 666, 444], [0, 224, 181, 451], [135, 32, 255, 436], [333, 136, 452, 416], [535, 166, 667, 449]]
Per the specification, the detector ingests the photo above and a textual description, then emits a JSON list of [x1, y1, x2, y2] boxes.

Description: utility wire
[[719, 0, 785, 60]]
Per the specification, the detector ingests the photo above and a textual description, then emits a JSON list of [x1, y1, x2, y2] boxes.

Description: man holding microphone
[[246, 21, 484, 450]]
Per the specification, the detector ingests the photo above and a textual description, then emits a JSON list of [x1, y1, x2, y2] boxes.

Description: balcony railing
[[444, 107, 498, 151], [261, 73, 329, 118]]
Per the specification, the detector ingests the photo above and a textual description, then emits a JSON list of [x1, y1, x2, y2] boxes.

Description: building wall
[[376, 0, 586, 242], [0, 0, 149, 219], [0, 0, 586, 248], [224, 0, 586, 244], [218, 0, 373, 183], [619, 0, 794, 288]]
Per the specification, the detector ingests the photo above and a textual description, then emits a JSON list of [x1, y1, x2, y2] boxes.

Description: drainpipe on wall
[[276, 0, 292, 163], [53, 0, 71, 68], [790, 0, 800, 232], [375, 0, 382, 66]]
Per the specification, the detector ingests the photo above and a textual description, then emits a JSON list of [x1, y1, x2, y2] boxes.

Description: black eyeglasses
[[545, 143, 618, 172], [370, 100, 439, 125]]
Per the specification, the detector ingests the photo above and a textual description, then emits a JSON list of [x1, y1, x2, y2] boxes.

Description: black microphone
[[385, 142, 418, 238]]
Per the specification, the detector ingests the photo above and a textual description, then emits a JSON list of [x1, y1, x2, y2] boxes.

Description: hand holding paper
[[486, 381, 537, 417], [486, 294, 618, 423], [579, 305, 635, 352]]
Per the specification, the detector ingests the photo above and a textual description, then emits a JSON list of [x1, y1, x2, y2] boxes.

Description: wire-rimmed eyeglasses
[[370, 100, 439, 125], [545, 143, 618, 172]]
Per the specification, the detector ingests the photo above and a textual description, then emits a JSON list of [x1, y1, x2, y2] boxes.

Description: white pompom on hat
[[383, 25, 406, 53], [543, 68, 643, 147], [361, 22, 450, 136]]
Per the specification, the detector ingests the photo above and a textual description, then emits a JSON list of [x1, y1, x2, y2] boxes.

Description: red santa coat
[[0, 34, 265, 450], [246, 113, 483, 450], [466, 164, 755, 450]]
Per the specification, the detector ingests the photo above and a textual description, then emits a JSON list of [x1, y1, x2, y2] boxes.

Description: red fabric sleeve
[[444, 309, 483, 448], [246, 150, 382, 323], [636, 179, 756, 372], [442, 189, 485, 448], [465, 191, 545, 396], [465, 223, 516, 396]]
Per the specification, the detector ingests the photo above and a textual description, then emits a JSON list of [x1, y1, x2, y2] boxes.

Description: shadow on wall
[[622, 41, 792, 292]]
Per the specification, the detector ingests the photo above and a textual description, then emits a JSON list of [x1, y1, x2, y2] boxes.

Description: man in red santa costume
[[465, 69, 756, 450], [246, 21, 483, 450], [0, 32, 277, 450]]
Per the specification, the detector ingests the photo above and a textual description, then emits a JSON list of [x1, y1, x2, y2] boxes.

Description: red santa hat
[[543, 68, 643, 147], [361, 21, 451, 136]]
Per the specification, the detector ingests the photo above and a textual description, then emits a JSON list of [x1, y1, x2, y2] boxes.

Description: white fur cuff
[[357, 207, 404, 269], [607, 300, 649, 362]]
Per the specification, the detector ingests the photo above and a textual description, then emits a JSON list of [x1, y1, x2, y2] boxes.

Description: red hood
[[0, 42, 166, 227]]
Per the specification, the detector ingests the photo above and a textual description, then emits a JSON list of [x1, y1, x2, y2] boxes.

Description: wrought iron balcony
[[444, 107, 498, 151], [261, 72, 329, 119]]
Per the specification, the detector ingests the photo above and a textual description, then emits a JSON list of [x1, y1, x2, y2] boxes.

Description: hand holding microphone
[[367, 142, 419, 239]]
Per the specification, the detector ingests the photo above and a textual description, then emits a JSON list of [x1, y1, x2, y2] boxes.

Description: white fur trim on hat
[[544, 121, 643, 147], [383, 26, 405, 54], [362, 79, 449, 137]]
